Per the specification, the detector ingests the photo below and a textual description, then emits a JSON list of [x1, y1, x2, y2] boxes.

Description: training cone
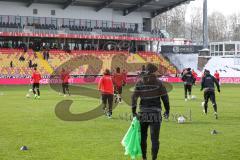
[[20, 146, 28, 151], [211, 130, 218, 135]]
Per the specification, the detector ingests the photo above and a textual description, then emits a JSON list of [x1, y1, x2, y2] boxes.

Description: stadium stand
[[0, 0, 190, 79], [203, 57, 240, 77], [47, 50, 177, 75], [0, 49, 177, 77], [0, 15, 164, 37], [0, 49, 49, 77], [139, 52, 177, 74]]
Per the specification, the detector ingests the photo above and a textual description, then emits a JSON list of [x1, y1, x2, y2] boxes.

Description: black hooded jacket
[[131, 74, 169, 114], [201, 73, 220, 92], [182, 71, 195, 85]]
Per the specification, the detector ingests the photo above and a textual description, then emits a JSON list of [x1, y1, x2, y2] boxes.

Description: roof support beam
[[26, 0, 36, 7], [62, 0, 76, 9], [95, 0, 114, 12], [151, 0, 190, 18], [123, 0, 153, 16]]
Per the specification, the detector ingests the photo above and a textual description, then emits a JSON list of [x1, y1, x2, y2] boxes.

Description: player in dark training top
[[201, 69, 220, 119], [131, 63, 170, 160], [181, 68, 195, 101]]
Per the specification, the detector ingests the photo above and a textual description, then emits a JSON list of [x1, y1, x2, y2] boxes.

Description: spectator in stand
[[28, 60, 32, 68], [19, 55, 25, 61], [10, 61, 13, 68], [23, 44, 28, 53], [139, 65, 147, 76], [53, 44, 58, 49], [46, 50, 50, 61], [32, 63, 38, 68], [214, 70, 220, 83], [43, 49, 47, 60]]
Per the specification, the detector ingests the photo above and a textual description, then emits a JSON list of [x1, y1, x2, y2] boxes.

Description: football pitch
[[0, 83, 239, 160]]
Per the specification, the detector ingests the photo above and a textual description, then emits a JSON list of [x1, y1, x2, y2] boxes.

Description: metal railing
[[0, 26, 165, 39]]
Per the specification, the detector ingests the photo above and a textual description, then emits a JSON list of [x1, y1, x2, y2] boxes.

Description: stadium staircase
[[127, 54, 146, 63], [36, 52, 54, 74], [138, 52, 177, 74]]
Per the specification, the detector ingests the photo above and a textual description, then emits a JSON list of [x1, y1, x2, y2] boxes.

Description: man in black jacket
[[182, 68, 195, 101], [201, 69, 220, 119], [131, 63, 170, 160]]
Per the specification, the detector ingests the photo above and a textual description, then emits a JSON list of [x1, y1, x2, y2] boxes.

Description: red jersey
[[98, 75, 114, 95], [61, 72, 70, 83], [214, 72, 220, 80], [192, 71, 197, 79], [113, 73, 124, 87], [32, 71, 41, 83], [122, 71, 127, 84]]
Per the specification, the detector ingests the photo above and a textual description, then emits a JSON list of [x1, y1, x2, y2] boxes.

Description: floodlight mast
[[203, 0, 209, 49]]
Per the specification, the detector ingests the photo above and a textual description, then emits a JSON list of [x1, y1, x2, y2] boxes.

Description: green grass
[[0, 84, 240, 160]]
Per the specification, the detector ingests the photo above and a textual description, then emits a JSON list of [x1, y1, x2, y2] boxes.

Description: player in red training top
[[122, 69, 127, 86], [214, 70, 220, 82], [192, 69, 198, 85], [98, 69, 114, 118], [61, 68, 70, 97], [31, 67, 42, 99], [113, 67, 125, 103]]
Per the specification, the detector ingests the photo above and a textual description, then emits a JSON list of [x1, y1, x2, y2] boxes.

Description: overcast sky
[[186, 0, 239, 21]]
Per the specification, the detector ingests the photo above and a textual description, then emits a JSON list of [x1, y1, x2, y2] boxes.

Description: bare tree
[[208, 12, 228, 41], [152, 5, 187, 38], [228, 13, 240, 41], [188, 7, 203, 42], [153, 5, 240, 42]]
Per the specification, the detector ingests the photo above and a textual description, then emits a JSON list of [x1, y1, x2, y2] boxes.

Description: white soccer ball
[[26, 94, 30, 98], [177, 116, 186, 124], [201, 102, 205, 107], [29, 89, 33, 92], [191, 95, 196, 100]]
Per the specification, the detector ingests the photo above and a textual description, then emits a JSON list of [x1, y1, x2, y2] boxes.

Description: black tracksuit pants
[[102, 94, 113, 115], [32, 83, 40, 96], [62, 82, 70, 95], [139, 113, 162, 160], [204, 90, 217, 113], [184, 84, 192, 98]]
